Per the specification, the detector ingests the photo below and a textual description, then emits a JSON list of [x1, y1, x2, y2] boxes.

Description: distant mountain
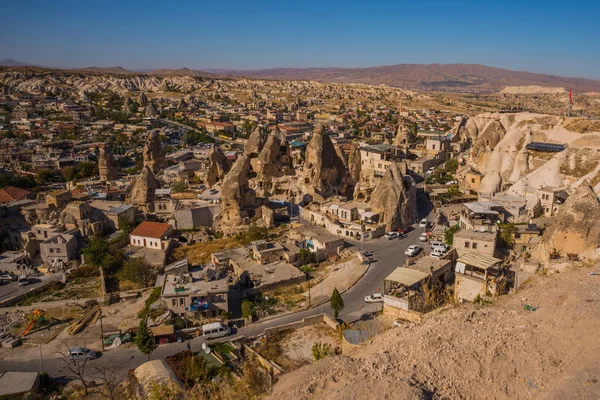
[[73, 66, 131, 74], [210, 63, 600, 93], [0, 58, 32, 67], [148, 67, 219, 78]]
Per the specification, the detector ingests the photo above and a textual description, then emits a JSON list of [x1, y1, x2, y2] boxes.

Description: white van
[[430, 241, 449, 253], [202, 322, 231, 340]]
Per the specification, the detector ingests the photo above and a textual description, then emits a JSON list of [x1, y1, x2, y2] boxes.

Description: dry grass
[[174, 236, 241, 264], [563, 118, 600, 134]]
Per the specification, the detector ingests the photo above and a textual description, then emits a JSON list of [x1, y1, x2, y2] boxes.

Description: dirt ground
[[267, 263, 600, 400], [304, 256, 368, 304], [280, 323, 339, 364], [0, 292, 147, 361]]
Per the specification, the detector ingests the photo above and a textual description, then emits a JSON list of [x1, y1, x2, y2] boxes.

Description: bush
[[241, 300, 256, 320], [312, 341, 332, 361], [116, 258, 156, 289], [444, 225, 460, 245], [68, 265, 100, 280]]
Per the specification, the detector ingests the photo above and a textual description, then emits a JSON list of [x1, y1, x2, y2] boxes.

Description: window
[[49, 248, 54, 253], [472, 242, 478, 249], [179, 298, 185, 306], [471, 178, 476, 184], [171, 299, 177, 307], [465, 241, 470, 248], [432, 144, 436, 150]]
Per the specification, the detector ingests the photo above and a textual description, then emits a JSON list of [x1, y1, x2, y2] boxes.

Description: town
[[0, 61, 599, 399]]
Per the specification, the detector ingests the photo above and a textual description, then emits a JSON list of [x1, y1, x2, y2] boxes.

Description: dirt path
[[268, 263, 600, 399]]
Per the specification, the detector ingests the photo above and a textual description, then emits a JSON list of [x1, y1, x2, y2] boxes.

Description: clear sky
[[1, 0, 599, 78]]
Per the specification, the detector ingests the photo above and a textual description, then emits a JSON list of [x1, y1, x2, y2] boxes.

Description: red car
[[396, 226, 414, 235]]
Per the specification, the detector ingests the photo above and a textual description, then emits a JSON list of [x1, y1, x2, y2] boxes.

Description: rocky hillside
[[267, 264, 600, 399], [213, 63, 600, 93]]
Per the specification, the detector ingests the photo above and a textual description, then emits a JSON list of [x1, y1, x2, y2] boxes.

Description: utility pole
[[99, 310, 105, 351], [39, 333, 45, 374], [320, 279, 323, 314]]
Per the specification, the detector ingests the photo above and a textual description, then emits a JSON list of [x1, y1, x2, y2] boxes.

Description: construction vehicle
[[21, 309, 47, 337]]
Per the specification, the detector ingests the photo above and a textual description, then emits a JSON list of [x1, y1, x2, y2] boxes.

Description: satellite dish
[[201, 343, 207, 350], [204, 347, 211, 354]]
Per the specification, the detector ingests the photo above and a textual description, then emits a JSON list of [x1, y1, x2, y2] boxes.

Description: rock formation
[[122, 96, 134, 112], [254, 127, 293, 196], [393, 121, 413, 147], [534, 182, 600, 260], [348, 144, 362, 184], [303, 124, 353, 199], [206, 146, 230, 188], [216, 155, 256, 228], [129, 166, 160, 212], [145, 103, 158, 118], [138, 92, 148, 106], [369, 163, 417, 231], [244, 126, 266, 156], [143, 131, 167, 173], [98, 144, 118, 181]]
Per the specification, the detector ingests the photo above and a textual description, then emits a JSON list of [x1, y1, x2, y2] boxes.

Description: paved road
[[0, 273, 62, 306]]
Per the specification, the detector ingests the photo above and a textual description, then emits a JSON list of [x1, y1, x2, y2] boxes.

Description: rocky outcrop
[[303, 124, 353, 199], [369, 163, 417, 231], [98, 144, 118, 181], [143, 131, 167, 173], [206, 146, 230, 188], [244, 126, 266, 156], [254, 128, 293, 196], [393, 121, 413, 147], [216, 155, 256, 228], [534, 182, 600, 259], [129, 166, 160, 212], [138, 91, 148, 106], [145, 103, 158, 118], [348, 144, 362, 184], [122, 96, 134, 112]]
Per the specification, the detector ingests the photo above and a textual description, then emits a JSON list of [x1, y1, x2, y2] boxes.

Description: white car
[[364, 293, 384, 303], [430, 250, 445, 259], [419, 233, 428, 242], [419, 219, 428, 228], [405, 245, 421, 257], [384, 232, 399, 240], [393, 319, 404, 328]]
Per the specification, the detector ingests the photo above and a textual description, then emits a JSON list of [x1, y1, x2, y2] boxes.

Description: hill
[[268, 263, 600, 399], [212, 63, 600, 93], [0, 58, 32, 67]]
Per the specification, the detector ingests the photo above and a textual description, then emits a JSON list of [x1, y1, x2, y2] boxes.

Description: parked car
[[396, 225, 414, 234], [419, 219, 428, 229], [202, 322, 231, 340], [419, 233, 428, 242], [430, 241, 450, 253], [362, 251, 374, 258], [384, 232, 399, 240], [430, 250, 445, 259], [209, 189, 218, 195], [18, 275, 29, 286], [364, 293, 384, 303], [0, 275, 13, 284], [405, 245, 421, 257], [68, 347, 97, 362]]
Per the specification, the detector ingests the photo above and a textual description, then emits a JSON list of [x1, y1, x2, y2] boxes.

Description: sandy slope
[[267, 264, 600, 400]]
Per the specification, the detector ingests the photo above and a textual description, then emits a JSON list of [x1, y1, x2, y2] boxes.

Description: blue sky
[[1, 0, 599, 78]]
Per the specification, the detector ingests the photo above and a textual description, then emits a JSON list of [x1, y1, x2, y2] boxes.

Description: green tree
[[135, 314, 158, 360], [444, 225, 460, 245], [445, 158, 459, 174], [330, 288, 344, 319], [298, 248, 317, 266], [81, 236, 111, 267], [241, 300, 255, 320], [117, 258, 156, 288], [171, 180, 189, 193], [62, 166, 76, 181], [35, 169, 56, 185], [499, 223, 517, 249]]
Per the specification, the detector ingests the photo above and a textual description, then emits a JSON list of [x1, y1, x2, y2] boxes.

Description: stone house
[[45, 190, 72, 209], [39, 228, 80, 266], [453, 229, 498, 258], [129, 221, 173, 251], [250, 240, 286, 264]]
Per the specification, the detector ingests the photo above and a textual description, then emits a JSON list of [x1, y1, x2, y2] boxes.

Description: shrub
[[312, 341, 332, 360]]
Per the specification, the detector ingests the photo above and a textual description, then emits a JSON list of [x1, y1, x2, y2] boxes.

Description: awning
[[456, 251, 502, 271], [150, 325, 175, 336], [362, 211, 377, 218], [385, 268, 429, 287]]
